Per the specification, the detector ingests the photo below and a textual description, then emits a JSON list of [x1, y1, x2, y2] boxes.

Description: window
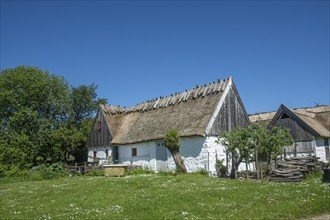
[[105, 149, 108, 158], [112, 146, 119, 164], [280, 113, 289, 119], [93, 151, 97, 158], [132, 148, 137, 157]]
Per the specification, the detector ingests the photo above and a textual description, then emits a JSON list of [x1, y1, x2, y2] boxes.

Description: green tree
[[164, 129, 187, 173], [218, 123, 293, 179], [70, 84, 107, 127], [248, 124, 293, 179], [219, 126, 253, 179], [0, 66, 105, 175], [248, 123, 268, 179], [0, 66, 70, 125], [261, 126, 293, 174]]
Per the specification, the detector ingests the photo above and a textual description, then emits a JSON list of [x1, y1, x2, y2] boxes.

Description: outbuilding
[[250, 104, 330, 162]]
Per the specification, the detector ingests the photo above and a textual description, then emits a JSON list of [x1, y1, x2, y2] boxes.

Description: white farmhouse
[[87, 77, 250, 174]]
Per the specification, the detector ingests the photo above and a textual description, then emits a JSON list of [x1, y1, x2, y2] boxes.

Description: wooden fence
[[64, 162, 103, 174]]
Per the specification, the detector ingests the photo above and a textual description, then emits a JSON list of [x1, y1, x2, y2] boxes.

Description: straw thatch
[[101, 78, 231, 145], [249, 111, 276, 127], [249, 105, 330, 138]]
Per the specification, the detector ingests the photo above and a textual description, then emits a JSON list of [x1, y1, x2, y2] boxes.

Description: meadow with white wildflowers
[[0, 173, 329, 219]]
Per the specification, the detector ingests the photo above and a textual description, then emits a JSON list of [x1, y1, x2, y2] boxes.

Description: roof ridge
[[249, 105, 330, 116], [103, 77, 230, 115]]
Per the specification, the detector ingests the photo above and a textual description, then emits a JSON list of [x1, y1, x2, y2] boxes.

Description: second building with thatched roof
[[87, 76, 250, 174], [250, 104, 330, 162]]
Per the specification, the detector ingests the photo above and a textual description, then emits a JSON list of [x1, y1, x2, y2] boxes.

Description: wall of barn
[[275, 116, 314, 141], [209, 86, 249, 136], [315, 138, 330, 162], [103, 136, 227, 174], [87, 146, 111, 164], [87, 109, 112, 148], [119, 141, 157, 170], [282, 138, 329, 162]]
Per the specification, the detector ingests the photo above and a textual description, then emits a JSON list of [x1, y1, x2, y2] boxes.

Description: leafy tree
[[261, 126, 293, 174], [0, 66, 106, 175], [248, 124, 269, 179], [164, 129, 187, 173], [245, 124, 293, 179], [70, 84, 107, 127], [219, 126, 252, 179], [218, 123, 293, 179], [0, 66, 70, 125]]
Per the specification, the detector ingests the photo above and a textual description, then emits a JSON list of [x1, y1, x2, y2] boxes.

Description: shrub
[[86, 170, 104, 176], [215, 159, 227, 178], [303, 170, 323, 183], [30, 163, 68, 180]]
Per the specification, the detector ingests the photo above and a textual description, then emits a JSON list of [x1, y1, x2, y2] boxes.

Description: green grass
[[0, 174, 329, 219]]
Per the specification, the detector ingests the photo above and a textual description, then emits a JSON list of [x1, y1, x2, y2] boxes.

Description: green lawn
[[0, 174, 329, 219]]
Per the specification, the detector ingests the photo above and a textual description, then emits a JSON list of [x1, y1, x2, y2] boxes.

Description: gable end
[[87, 106, 113, 148], [269, 104, 319, 141], [206, 77, 250, 136]]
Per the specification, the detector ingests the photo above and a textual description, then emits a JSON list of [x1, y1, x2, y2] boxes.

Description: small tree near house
[[164, 129, 187, 173], [219, 126, 253, 179], [219, 124, 293, 179]]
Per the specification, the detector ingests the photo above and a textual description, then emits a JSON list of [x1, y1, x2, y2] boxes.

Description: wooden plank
[[193, 87, 200, 99], [178, 92, 186, 103], [212, 83, 217, 93], [216, 81, 223, 92], [207, 84, 212, 95], [184, 91, 191, 101], [153, 99, 160, 108]]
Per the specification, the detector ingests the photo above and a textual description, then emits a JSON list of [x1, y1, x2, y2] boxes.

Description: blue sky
[[1, 0, 329, 114]]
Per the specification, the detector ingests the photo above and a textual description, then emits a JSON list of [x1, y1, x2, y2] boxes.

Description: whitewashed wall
[[119, 141, 156, 170], [281, 138, 330, 162], [88, 136, 230, 175], [87, 146, 111, 164], [166, 136, 227, 174], [315, 138, 330, 162]]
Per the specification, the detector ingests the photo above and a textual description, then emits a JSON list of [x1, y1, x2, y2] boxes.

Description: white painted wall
[[87, 136, 229, 175], [315, 138, 330, 162], [118, 141, 156, 170], [87, 146, 111, 164], [166, 136, 227, 174], [281, 138, 330, 162]]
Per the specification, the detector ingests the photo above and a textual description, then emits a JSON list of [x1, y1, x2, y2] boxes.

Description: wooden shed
[[87, 76, 250, 174], [250, 104, 330, 162]]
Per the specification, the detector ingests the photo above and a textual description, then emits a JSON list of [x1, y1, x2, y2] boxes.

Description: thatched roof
[[249, 105, 330, 138], [249, 111, 276, 127], [101, 78, 231, 145]]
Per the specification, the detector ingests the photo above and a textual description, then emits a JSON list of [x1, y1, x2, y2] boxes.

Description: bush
[[215, 159, 227, 178], [30, 163, 68, 180], [303, 171, 323, 183], [85, 170, 104, 176]]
